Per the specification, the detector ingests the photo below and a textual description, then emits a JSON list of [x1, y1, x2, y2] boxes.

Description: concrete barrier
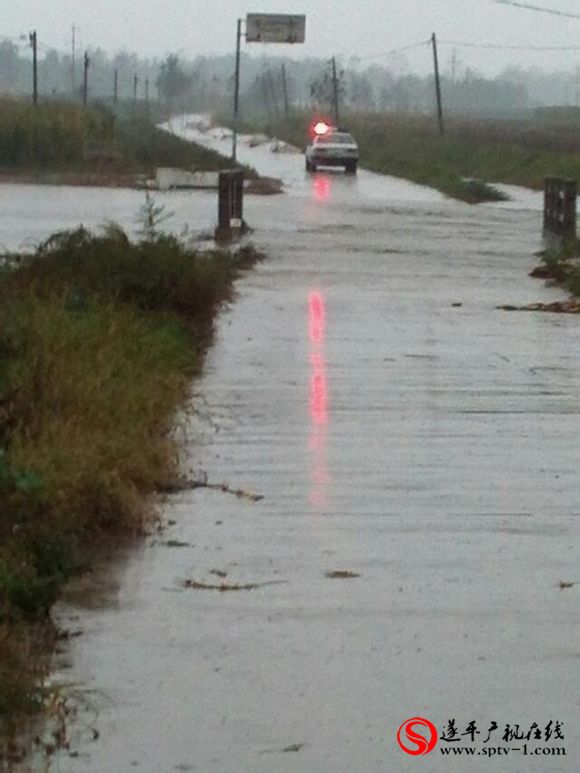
[[156, 168, 219, 191]]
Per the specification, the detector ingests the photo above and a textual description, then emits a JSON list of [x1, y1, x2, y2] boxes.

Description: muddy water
[[38, 132, 580, 772]]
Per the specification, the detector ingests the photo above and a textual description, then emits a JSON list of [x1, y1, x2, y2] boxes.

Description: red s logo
[[397, 717, 438, 756]]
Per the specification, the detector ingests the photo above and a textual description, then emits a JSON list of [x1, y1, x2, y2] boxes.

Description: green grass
[[0, 223, 263, 728], [0, 97, 253, 180], [0, 99, 113, 169], [115, 117, 256, 177]]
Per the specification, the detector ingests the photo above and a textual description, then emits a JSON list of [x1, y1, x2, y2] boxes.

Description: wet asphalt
[[27, 122, 580, 772]]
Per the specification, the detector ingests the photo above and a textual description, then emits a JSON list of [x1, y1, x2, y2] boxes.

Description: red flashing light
[[308, 116, 335, 140], [313, 121, 331, 136]]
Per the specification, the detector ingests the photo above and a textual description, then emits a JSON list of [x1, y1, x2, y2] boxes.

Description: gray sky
[[4, 0, 580, 74]]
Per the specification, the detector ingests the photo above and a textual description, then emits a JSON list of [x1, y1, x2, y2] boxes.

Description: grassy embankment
[[0, 215, 261, 753], [245, 109, 580, 203], [0, 98, 251, 186]]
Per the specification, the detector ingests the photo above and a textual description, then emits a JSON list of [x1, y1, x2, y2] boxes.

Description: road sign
[[246, 14, 306, 44]]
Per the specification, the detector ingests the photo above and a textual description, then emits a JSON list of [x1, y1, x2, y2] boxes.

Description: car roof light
[[313, 121, 331, 136]]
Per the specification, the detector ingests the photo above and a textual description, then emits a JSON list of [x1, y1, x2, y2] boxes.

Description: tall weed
[[0, 224, 262, 720]]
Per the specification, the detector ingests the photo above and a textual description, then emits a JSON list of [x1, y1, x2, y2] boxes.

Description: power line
[[357, 40, 430, 62], [440, 39, 580, 51], [348, 34, 580, 66], [495, 0, 580, 20]]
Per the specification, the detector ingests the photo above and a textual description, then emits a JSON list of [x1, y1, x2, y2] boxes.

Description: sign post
[[231, 12, 306, 163], [232, 18, 243, 163]]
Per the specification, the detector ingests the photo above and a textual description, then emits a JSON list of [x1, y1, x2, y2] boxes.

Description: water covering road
[[29, 120, 580, 772]]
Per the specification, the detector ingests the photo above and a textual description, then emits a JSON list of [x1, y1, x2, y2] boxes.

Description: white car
[[305, 129, 359, 174]]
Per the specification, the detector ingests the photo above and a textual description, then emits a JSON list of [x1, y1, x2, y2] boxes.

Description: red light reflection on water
[[309, 291, 325, 345], [313, 175, 331, 202], [308, 291, 330, 508], [310, 354, 327, 427]]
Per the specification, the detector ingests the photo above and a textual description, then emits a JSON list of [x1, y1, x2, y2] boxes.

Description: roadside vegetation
[[536, 238, 580, 296], [240, 109, 580, 203], [0, 210, 262, 748], [0, 98, 249, 185]]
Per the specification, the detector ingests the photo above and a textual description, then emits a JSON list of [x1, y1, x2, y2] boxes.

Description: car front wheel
[[345, 160, 357, 175]]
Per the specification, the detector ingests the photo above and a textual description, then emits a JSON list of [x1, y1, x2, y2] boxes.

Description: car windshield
[[315, 133, 356, 145]]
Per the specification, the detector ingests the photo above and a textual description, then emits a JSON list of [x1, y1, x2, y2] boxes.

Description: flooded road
[[38, 126, 580, 772]]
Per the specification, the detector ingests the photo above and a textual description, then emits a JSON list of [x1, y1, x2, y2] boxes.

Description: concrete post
[[215, 170, 245, 242]]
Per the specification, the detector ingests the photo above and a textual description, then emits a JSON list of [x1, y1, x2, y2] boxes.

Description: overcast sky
[[4, 1, 580, 75]]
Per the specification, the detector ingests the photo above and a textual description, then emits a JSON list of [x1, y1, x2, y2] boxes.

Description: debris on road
[[158, 475, 264, 502], [559, 581, 575, 590], [497, 300, 580, 313], [325, 570, 361, 579], [183, 579, 284, 592], [259, 742, 305, 755]]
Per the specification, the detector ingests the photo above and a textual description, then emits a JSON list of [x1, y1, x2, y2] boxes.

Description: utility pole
[[431, 33, 444, 136], [281, 63, 289, 120], [145, 78, 149, 105], [133, 74, 138, 105], [261, 74, 272, 121], [267, 69, 280, 120], [331, 56, 340, 126], [232, 18, 242, 163], [29, 31, 38, 106], [113, 68, 118, 104], [451, 49, 457, 83], [82, 51, 90, 106], [71, 24, 77, 96]]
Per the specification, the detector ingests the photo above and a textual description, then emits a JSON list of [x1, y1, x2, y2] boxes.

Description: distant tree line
[[2, 37, 580, 119]]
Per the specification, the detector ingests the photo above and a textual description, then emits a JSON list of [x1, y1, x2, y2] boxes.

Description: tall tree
[[156, 55, 191, 111], [0, 40, 19, 91]]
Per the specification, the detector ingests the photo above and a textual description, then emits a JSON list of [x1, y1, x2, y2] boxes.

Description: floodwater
[[0, 183, 217, 253], [21, 121, 580, 771]]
